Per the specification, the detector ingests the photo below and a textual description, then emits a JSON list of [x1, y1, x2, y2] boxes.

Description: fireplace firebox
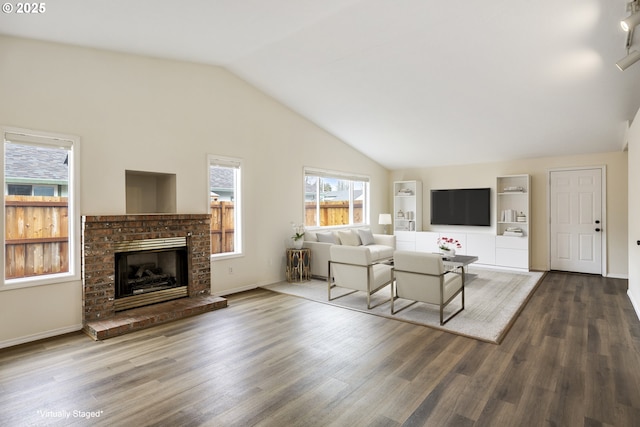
[[113, 237, 189, 311]]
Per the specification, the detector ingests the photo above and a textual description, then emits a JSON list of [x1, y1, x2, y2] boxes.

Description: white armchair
[[328, 245, 393, 309], [392, 250, 465, 325]]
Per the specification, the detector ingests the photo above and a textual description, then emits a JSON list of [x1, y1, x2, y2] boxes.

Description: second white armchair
[[392, 250, 465, 325]]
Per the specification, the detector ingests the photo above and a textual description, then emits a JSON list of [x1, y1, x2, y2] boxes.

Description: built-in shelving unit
[[393, 180, 422, 250], [496, 174, 530, 269]]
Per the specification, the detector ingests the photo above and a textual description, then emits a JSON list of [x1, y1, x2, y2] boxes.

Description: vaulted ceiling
[[1, 0, 639, 169]]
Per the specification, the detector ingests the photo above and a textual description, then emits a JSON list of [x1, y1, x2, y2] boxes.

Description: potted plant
[[291, 222, 305, 249], [437, 236, 461, 256]]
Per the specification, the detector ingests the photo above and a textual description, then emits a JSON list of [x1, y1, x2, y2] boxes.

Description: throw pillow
[[317, 232, 337, 244], [357, 228, 375, 246], [338, 230, 361, 246]]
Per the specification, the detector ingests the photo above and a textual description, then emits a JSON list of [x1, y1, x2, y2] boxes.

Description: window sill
[[211, 253, 244, 261], [1, 272, 80, 291]]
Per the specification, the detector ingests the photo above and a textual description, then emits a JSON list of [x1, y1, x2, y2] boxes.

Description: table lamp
[[378, 213, 392, 234]]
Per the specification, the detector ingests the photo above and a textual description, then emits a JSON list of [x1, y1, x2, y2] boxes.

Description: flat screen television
[[430, 188, 491, 226]]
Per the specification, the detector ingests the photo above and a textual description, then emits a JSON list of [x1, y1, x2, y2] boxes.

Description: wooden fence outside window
[[4, 195, 69, 279], [305, 200, 363, 227], [210, 200, 363, 255], [210, 200, 234, 254]]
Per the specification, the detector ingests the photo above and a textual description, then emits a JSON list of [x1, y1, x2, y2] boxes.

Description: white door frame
[[547, 166, 607, 276]]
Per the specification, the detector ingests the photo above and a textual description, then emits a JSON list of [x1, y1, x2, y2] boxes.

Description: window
[[34, 185, 57, 197], [7, 184, 58, 196], [2, 127, 80, 284], [304, 168, 369, 228], [7, 184, 31, 196], [209, 156, 242, 257]]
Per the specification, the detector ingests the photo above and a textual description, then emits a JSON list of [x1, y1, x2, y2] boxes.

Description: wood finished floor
[[1, 272, 640, 426]]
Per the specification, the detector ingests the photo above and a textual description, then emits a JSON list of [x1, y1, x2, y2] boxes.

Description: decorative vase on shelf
[[292, 238, 304, 249]]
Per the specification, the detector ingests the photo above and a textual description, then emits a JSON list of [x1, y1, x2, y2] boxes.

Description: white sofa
[[303, 228, 395, 278]]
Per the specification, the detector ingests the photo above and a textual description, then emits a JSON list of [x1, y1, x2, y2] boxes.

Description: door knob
[[595, 228, 601, 232], [595, 220, 600, 224]]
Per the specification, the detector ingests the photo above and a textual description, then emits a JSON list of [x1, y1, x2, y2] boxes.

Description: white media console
[[396, 230, 528, 270], [394, 175, 531, 271]]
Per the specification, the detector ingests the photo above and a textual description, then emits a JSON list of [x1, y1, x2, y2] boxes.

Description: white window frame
[[208, 155, 243, 259], [303, 167, 370, 229], [1, 126, 81, 289]]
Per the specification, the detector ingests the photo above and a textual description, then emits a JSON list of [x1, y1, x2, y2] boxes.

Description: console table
[[286, 248, 311, 283]]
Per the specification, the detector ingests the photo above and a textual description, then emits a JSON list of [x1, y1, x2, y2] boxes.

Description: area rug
[[262, 267, 545, 344]]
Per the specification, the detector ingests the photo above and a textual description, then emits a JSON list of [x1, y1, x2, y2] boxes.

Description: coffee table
[[442, 254, 478, 272], [378, 253, 478, 271]]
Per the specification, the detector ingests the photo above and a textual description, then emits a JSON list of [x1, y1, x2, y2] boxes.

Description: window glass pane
[[33, 186, 55, 197], [303, 170, 369, 229], [7, 184, 31, 196], [209, 161, 241, 256], [321, 177, 349, 226], [4, 142, 70, 279]]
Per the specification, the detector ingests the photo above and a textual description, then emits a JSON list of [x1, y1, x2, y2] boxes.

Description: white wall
[[0, 36, 390, 347], [628, 108, 640, 319], [391, 150, 628, 276]]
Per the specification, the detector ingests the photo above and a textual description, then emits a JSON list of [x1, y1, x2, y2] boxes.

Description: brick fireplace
[[82, 214, 226, 339]]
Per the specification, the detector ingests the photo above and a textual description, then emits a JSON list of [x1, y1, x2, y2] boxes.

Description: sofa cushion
[[367, 244, 394, 261], [357, 228, 375, 246], [317, 232, 339, 244], [338, 230, 361, 246], [304, 231, 318, 242]]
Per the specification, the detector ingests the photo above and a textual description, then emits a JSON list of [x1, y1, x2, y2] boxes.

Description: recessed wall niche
[[125, 170, 177, 214]]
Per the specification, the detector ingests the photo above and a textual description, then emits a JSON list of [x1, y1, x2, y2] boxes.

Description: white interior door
[[549, 168, 602, 274]]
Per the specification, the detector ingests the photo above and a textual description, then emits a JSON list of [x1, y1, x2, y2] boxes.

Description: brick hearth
[[84, 295, 227, 340], [82, 214, 227, 339]]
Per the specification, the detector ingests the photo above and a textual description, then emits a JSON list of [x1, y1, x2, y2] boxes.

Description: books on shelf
[[396, 188, 414, 196], [503, 227, 524, 237], [500, 209, 527, 223], [501, 209, 516, 222], [503, 186, 525, 193]]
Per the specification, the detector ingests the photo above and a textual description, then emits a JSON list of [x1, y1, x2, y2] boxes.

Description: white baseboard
[[470, 263, 533, 273], [628, 289, 640, 322], [607, 273, 629, 279], [255, 278, 282, 288], [214, 283, 258, 297], [0, 324, 83, 349]]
